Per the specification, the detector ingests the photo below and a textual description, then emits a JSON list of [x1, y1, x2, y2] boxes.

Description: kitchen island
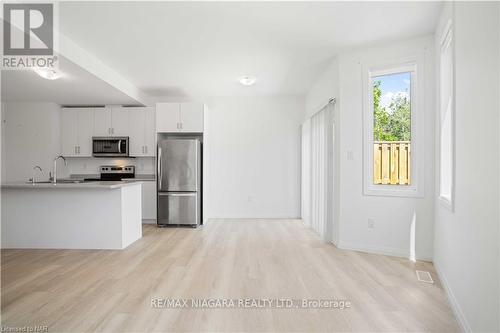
[[1, 181, 143, 249]]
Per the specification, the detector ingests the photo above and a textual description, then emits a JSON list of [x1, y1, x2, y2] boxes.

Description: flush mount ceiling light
[[34, 67, 62, 80], [239, 75, 257, 86]]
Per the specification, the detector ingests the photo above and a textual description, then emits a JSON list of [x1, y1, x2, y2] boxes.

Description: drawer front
[[158, 192, 198, 225]]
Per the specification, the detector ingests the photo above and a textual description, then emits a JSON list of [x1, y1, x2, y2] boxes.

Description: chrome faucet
[[29, 165, 44, 184], [50, 155, 67, 184]]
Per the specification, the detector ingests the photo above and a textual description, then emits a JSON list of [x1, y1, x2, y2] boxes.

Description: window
[[439, 21, 454, 209], [372, 71, 412, 185], [363, 58, 423, 197]]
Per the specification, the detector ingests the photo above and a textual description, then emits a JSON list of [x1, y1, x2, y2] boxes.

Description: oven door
[[92, 137, 129, 157]]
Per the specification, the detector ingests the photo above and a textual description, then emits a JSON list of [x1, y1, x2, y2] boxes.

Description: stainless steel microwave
[[92, 137, 129, 157]]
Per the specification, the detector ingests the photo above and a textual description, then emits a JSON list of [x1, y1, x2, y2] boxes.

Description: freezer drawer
[[157, 192, 199, 226]]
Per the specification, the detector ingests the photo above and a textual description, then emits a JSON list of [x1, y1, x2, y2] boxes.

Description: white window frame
[[362, 56, 425, 197], [438, 20, 455, 211]]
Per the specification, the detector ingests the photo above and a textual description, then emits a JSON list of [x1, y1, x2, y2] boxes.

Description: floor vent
[[416, 270, 434, 284]]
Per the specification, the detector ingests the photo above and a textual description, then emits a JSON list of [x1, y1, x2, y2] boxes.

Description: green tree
[[373, 80, 411, 141], [388, 94, 411, 141]]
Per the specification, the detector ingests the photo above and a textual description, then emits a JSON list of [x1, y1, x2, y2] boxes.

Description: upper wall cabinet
[[61, 108, 94, 157], [129, 107, 155, 157], [93, 107, 112, 136], [179, 103, 204, 132], [61, 106, 155, 158], [111, 107, 130, 136], [156, 102, 204, 133], [93, 107, 129, 136], [155, 103, 179, 132]]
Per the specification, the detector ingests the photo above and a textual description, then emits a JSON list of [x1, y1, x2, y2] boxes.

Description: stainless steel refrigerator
[[157, 137, 201, 227]]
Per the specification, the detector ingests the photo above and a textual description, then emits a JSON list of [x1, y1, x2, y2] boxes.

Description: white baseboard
[[434, 262, 471, 333], [336, 240, 432, 261], [337, 240, 410, 258], [206, 216, 302, 221]]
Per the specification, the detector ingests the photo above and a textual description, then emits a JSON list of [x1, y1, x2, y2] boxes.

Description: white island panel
[[1, 182, 142, 249], [121, 184, 142, 247]]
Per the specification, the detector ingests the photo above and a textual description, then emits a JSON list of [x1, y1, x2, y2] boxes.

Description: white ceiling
[[1, 56, 141, 106], [58, 1, 443, 98]]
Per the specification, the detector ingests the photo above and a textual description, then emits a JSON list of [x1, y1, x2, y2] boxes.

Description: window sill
[[364, 185, 423, 198]]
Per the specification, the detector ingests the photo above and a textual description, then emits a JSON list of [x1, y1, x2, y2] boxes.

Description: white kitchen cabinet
[[77, 110, 94, 156], [141, 181, 157, 221], [93, 107, 129, 136], [144, 108, 156, 156], [129, 109, 144, 156], [61, 109, 78, 156], [156, 102, 204, 133], [156, 103, 180, 132], [179, 103, 204, 132], [129, 107, 155, 157], [93, 107, 112, 136], [61, 108, 94, 157], [111, 107, 130, 136]]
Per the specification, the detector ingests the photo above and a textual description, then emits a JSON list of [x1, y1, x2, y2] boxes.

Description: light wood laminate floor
[[1, 219, 460, 332]]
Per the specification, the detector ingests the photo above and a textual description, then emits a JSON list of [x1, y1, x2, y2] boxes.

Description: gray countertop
[[125, 175, 156, 181], [1, 180, 143, 190]]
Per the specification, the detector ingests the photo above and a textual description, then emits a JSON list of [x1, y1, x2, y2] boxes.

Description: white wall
[[305, 57, 340, 119], [205, 96, 303, 219], [1, 102, 62, 181], [304, 36, 436, 259], [337, 36, 435, 261], [433, 3, 500, 332]]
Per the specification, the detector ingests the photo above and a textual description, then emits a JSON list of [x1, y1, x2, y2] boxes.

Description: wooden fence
[[373, 141, 411, 185]]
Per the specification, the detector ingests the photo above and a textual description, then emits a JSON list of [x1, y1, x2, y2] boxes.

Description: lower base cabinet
[[141, 181, 157, 221]]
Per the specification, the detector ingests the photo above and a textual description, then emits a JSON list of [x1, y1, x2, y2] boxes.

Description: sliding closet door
[[307, 103, 334, 240], [301, 119, 312, 227]]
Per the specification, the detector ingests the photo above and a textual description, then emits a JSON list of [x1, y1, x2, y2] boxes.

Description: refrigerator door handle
[[158, 147, 162, 190], [158, 192, 196, 197], [195, 141, 199, 191]]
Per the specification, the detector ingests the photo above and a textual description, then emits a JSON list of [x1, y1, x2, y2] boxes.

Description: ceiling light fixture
[[34, 67, 62, 80], [239, 75, 257, 86]]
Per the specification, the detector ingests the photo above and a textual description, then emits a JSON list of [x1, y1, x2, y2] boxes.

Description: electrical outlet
[[347, 151, 354, 160], [368, 218, 375, 229], [247, 196, 253, 203]]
